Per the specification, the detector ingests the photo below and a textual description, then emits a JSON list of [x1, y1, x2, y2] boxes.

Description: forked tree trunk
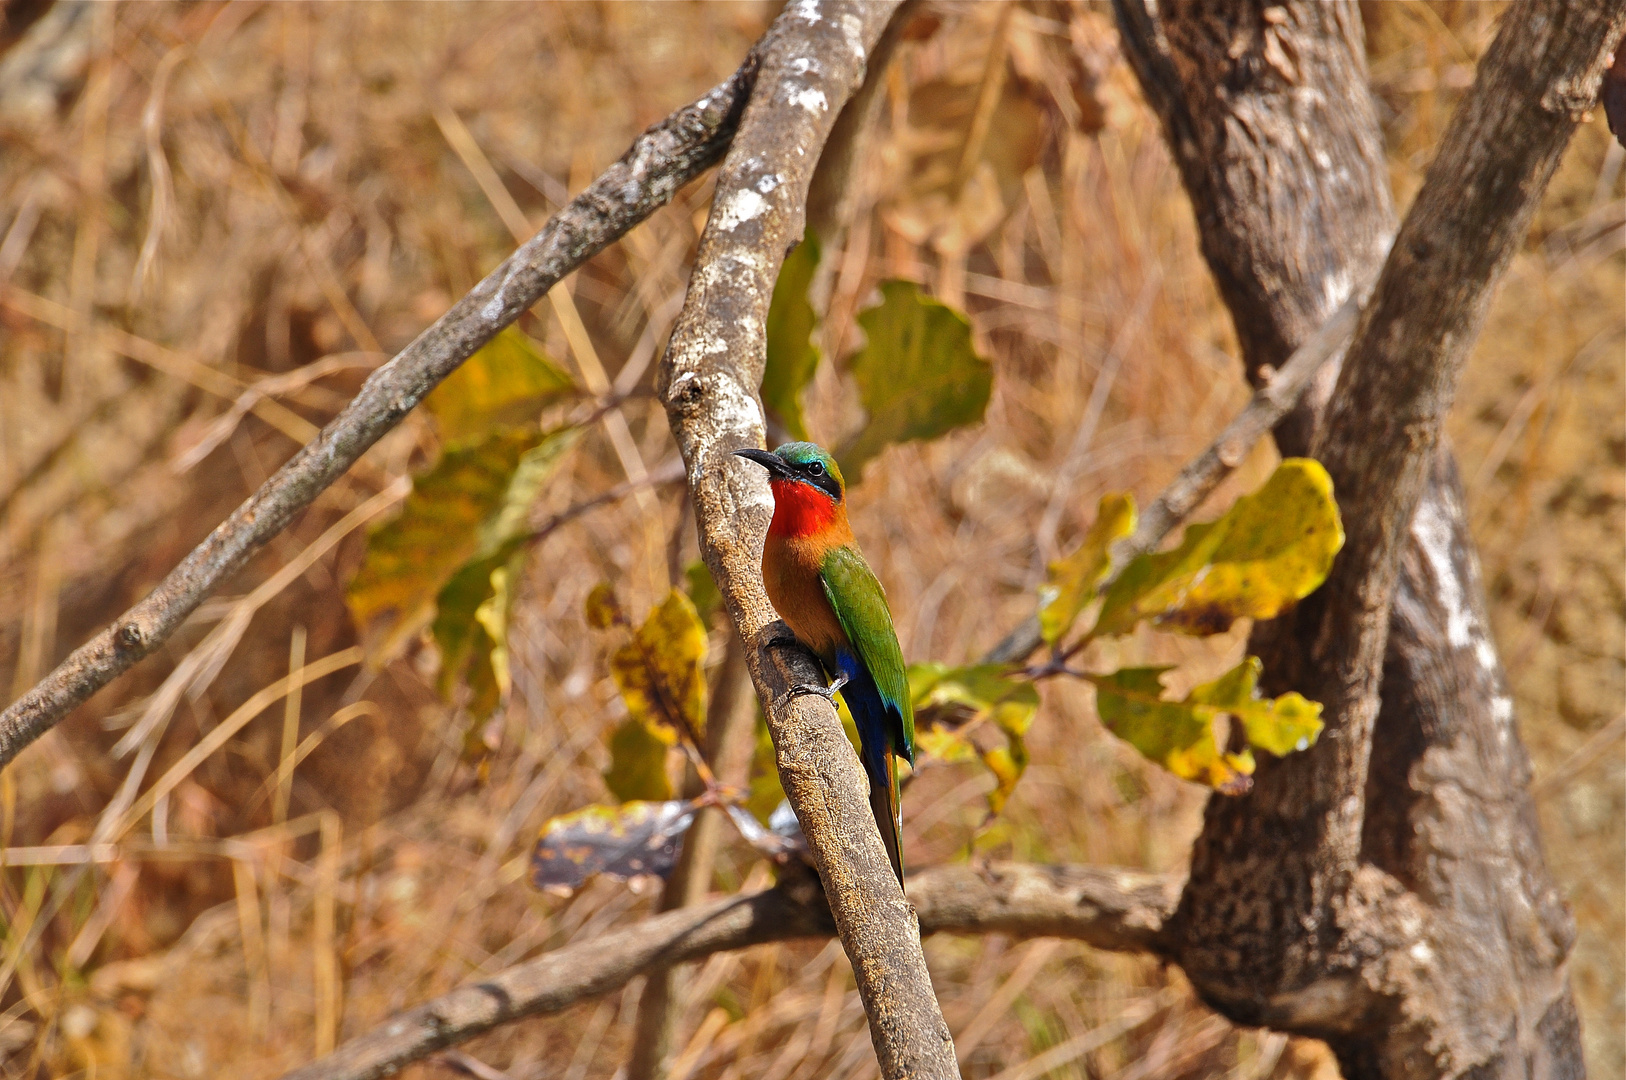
[[1114, 2, 1615, 1077]]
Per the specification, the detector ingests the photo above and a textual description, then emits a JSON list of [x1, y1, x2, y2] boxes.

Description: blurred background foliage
[[0, 2, 1619, 1078]]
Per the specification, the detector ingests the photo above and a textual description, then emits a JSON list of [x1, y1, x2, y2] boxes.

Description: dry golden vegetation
[[0, 3, 1618, 1078]]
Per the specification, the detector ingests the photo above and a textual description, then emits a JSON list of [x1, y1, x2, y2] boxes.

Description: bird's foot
[[777, 672, 848, 711]]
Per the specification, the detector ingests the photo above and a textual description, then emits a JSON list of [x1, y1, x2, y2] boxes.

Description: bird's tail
[[837, 653, 906, 887], [866, 747, 904, 887]]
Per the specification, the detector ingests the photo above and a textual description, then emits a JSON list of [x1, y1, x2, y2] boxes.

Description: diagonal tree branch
[[277, 862, 1182, 1080], [654, 3, 959, 1077], [0, 44, 766, 770]]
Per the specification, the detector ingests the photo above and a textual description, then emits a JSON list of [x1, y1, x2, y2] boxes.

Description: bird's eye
[[807, 461, 825, 476]]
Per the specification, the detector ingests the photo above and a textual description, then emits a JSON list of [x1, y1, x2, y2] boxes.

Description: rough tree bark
[[654, 3, 959, 1077], [1115, 2, 1624, 1077]]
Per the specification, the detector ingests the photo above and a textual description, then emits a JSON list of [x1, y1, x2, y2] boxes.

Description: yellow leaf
[[351, 427, 578, 661], [916, 727, 978, 764], [1094, 459, 1344, 638], [608, 591, 708, 747], [425, 326, 575, 444], [584, 583, 624, 630], [1038, 492, 1136, 646]]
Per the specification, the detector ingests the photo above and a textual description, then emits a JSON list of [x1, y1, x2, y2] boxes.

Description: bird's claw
[[776, 672, 849, 711]]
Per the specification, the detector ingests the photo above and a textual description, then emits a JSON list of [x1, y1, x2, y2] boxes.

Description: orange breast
[[762, 531, 850, 658]]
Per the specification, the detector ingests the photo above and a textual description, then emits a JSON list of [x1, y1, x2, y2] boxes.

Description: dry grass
[[0, 3, 1618, 1078]]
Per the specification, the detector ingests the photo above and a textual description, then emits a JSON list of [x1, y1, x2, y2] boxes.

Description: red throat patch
[[768, 478, 838, 538]]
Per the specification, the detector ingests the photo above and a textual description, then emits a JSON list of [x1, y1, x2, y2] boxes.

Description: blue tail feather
[[834, 649, 905, 885]]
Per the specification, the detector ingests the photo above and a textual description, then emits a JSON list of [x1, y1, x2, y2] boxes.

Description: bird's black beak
[[733, 447, 791, 478]]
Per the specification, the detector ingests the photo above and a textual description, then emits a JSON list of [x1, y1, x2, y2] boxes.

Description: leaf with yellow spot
[[1093, 459, 1343, 639], [530, 799, 699, 895], [1038, 492, 1136, 646], [425, 326, 575, 444]]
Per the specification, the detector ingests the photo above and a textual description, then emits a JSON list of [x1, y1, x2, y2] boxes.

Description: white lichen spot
[[792, 0, 821, 23], [788, 57, 819, 77], [1413, 499, 1474, 649], [481, 262, 522, 321], [714, 188, 767, 232], [668, 369, 699, 399], [1410, 940, 1433, 964], [701, 335, 728, 357], [1320, 266, 1353, 316], [790, 88, 828, 114], [756, 173, 783, 194], [841, 13, 865, 59], [1491, 695, 1514, 726]]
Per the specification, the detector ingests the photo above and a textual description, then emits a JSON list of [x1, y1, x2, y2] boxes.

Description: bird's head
[[734, 442, 846, 538]]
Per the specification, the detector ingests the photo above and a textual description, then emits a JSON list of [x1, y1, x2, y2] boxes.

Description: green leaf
[[744, 712, 786, 825], [1088, 658, 1323, 794], [425, 326, 575, 444], [909, 662, 1038, 820], [530, 799, 698, 895], [603, 718, 673, 802], [684, 560, 723, 627], [1187, 656, 1323, 758], [1093, 459, 1344, 639], [608, 590, 708, 748], [762, 231, 821, 441], [915, 727, 978, 764], [1088, 666, 1253, 793], [1038, 492, 1137, 646], [837, 281, 991, 479], [912, 663, 1039, 735], [351, 427, 579, 660]]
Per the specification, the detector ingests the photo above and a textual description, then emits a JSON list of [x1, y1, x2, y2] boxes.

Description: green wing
[[818, 545, 915, 762]]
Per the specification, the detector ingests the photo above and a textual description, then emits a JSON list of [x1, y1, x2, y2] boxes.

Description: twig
[[653, 3, 959, 1077], [1529, 713, 1625, 801], [0, 44, 765, 770], [982, 287, 1365, 666], [277, 862, 1181, 1080]]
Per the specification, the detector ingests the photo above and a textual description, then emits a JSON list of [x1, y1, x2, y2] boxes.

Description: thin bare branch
[[654, 3, 959, 1076], [277, 862, 1181, 1080], [0, 44, 765, 770]]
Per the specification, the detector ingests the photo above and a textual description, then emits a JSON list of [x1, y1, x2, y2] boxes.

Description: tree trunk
[[1115, 2, 1618, 1076]]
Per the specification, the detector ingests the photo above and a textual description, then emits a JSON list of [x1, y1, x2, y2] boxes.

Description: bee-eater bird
[[734, 442, 916, 886]]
